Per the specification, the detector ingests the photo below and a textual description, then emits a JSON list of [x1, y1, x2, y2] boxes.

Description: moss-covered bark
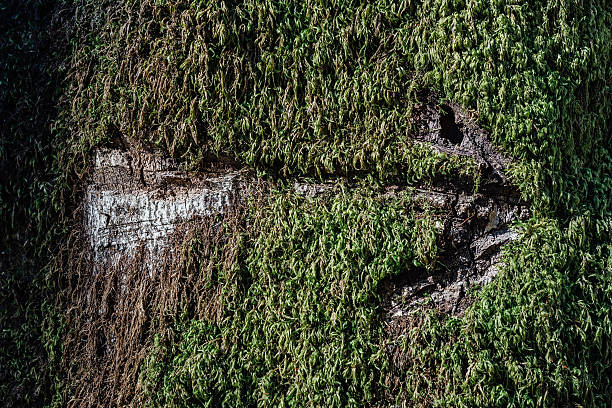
[[2, 0, 612, 407]]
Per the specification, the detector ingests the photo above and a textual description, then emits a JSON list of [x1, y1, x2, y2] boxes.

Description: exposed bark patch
[[379, 183, 527, 318], [366, 90, 530, 318], [413, 90, 510, 184], [85, 149, 241, 264]]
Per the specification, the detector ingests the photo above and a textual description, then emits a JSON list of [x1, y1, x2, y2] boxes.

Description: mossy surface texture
[[141, 188, 438, 407], [1, 0, 611, 407]]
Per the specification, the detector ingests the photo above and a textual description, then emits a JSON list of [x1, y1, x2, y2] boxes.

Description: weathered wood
[[85, 149, 240, 262]]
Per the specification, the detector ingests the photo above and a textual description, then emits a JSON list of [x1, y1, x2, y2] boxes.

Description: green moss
[[395, 217, 612, 407], [3, 0, 612, 406], [58, 0, 482, 186], [141, 186, 437, 407]]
